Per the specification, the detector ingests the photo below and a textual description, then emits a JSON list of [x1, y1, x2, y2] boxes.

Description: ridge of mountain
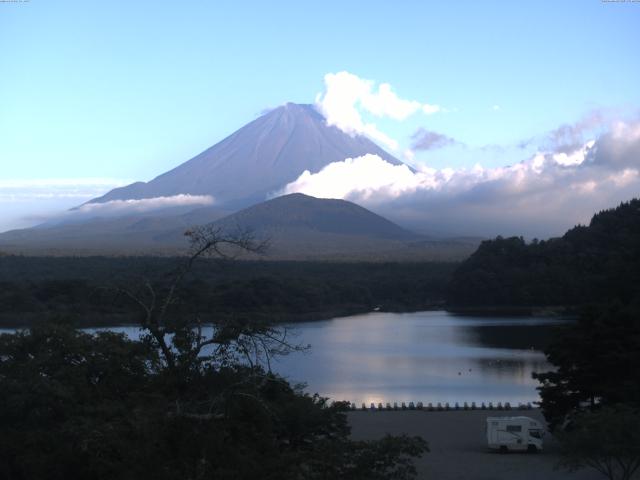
[[89, 103, 404, 208], [211, 193, 418, 240]]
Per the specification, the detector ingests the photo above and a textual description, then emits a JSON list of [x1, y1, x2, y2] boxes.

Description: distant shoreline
[[0, 305, 445, 329], [445, 305, 575, 317], [0, 304, 572, 330]]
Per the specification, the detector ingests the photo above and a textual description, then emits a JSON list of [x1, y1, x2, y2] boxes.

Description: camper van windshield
[[529, 429, 542, 439]]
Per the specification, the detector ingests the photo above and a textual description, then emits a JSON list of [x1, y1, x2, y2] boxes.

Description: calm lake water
[[273, 311, 566, 406], [1, 311, 567, 405]]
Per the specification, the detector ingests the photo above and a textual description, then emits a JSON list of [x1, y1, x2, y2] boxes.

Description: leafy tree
[[0, 324, 155, 480], [533, 304, 640, 430], [557, 405, 640, 480]]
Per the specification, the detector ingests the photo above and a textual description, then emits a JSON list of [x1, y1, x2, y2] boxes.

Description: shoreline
[[0, 303, 571, 329], [0, 305, 447, 329], [445, 305, 575, 317]]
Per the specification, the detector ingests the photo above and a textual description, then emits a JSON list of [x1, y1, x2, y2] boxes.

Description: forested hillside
[[0, 257, 454, 327], [447, 199, 640, 307]]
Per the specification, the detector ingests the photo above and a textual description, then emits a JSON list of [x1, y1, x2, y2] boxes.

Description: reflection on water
[[1, 311, 567, 406], [273, 311, 568, 405], [463, 323, 567, 350]]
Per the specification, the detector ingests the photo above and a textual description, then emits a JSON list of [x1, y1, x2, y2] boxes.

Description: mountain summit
[[90, 103, 403, 208], [214, 193, 417, 240]]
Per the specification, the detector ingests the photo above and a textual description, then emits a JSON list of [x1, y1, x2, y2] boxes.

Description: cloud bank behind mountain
[[282, 118, 640, 238]]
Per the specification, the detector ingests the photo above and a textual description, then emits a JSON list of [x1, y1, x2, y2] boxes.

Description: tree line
[[447, 199, 640, 308], [0, 257, 455, 327]]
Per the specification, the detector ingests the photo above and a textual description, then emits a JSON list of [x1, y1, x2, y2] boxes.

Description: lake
[[1, 310, 566, 405], [272, 311, 565, 406]]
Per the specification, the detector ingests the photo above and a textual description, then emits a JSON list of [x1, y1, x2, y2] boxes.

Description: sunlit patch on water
[[273, 311, 568, 405]]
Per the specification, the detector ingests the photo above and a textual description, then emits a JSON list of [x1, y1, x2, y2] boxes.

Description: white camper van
[[486, 416, 544, 453]]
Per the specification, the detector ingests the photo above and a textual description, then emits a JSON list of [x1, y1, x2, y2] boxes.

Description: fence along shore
[[343, 401, 536, 412]]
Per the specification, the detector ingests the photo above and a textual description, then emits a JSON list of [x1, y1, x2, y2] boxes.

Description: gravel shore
[[348, 409, 604, 480]]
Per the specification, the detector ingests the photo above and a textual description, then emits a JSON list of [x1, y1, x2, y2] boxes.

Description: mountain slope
[[90, 103, 403, 208], [148, 193, 420, 258], [0, 193, 478, 260], [213, 193, 416, 240], [190, 193, 476, 261], [0, 207, 230, 254]]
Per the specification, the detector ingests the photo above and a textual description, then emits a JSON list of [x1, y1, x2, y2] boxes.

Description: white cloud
[[403, 149, 416, 162], [0, 188, 215, 233], [315, 71, 441, 150], [359, 82, 423, 120], [282, 154, 429, 200], [0, 178, 131, 201], [76, 194, 214, 214], [0, 178, 133, 232], [544, 110, 605, 153], [281, 119, 640, 237], [280, 153, 534, 204], [609, 168, 639, 187], [551, 139, 595, 166], [423, 104, 442, 115]]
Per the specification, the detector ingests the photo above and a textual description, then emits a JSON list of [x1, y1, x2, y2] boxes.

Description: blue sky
[[1, 0, 639, 233]]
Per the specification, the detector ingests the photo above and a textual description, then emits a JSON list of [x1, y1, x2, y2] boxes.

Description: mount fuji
[[0, 104, 479, 259], [88, 103, 403, 209]]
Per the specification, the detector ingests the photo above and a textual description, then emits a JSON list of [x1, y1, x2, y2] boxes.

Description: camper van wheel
[[499, 446, 508, 454], [527, 444, 538, 453]]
